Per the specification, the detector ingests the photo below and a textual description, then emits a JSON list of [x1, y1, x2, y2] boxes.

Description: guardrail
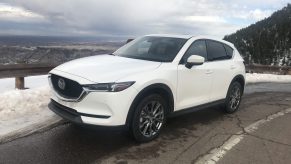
[[245, 64, 291, 75], [0, 64, 58, 89], [0, 63, 290, 90]]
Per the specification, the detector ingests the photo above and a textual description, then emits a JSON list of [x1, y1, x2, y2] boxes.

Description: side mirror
[[185, 55, 205, 69]]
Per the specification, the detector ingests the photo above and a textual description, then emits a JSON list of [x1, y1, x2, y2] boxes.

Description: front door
[[176, 40, 213, 110]]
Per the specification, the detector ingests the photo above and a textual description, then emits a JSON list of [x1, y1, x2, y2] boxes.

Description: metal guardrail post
[[0, 64, 59, 90]]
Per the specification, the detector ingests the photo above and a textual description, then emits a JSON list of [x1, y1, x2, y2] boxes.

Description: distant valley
[[0, 36, 125, 65]]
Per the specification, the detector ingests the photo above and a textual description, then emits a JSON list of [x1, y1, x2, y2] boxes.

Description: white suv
[[48, 34, 245, 142]]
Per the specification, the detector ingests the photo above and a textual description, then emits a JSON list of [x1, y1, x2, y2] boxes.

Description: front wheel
[[224, 81, 243, 113], [130, 94, 166, 142]]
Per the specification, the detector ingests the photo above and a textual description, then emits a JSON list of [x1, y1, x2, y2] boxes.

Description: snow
[[0, 76, 62, 143], [0, 75, 49, 92], [246, 73, 291, 84], [0, 87, 50, 120], [0, 73, 291, 143]]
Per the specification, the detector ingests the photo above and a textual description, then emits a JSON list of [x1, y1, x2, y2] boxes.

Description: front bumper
[[48, 99, 110, 124], [49, 82, 138, 126]]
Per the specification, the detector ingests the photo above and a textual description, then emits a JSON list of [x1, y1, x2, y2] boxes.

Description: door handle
[[230, 65, 236, 69], [206, 70, 213, 74]]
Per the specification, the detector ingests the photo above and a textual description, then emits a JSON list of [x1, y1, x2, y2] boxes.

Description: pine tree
[[224, 4, 291, 66]]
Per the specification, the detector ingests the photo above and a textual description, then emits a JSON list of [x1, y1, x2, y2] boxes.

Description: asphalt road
[[0, 83, 291, 164]]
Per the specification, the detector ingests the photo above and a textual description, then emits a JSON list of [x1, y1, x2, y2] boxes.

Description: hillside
[[0, 43, 122, 65], [224, 4, 291, 66]]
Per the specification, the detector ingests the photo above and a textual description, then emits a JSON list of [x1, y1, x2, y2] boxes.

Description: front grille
[[50, 74, 83, 99]]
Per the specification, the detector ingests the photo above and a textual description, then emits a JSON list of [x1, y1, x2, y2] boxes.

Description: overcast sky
[[0, 0, 290, 38]]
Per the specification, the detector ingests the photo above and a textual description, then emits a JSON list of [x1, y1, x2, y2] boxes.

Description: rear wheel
[[224, 81, 242, 113], [130, 94, 166, 142]]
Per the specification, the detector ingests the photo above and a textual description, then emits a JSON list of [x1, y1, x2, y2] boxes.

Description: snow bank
[[0, 86, 50, 121], [246, 73, 291, 84], [0, 85, 62, 143]]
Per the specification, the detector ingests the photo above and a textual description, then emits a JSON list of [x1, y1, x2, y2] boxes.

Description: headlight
[[83, 81, 135, 92]]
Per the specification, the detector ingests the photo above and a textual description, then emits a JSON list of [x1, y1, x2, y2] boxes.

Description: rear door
[[206, 40, 235, 101]]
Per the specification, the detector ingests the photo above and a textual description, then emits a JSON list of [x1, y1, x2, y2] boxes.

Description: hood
[[51, 55, 161, 83]]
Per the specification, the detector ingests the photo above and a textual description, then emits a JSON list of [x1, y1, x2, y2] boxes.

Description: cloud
[[0, 0, 289, 38], [183, 16, 227, 23], [0, 3, 45, 22], [248, 9, 273, 20]]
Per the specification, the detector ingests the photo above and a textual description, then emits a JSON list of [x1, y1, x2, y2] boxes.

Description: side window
[[224, 44, 234, 59], [206, 40, 228, 61], [181, 40, 207, 63]]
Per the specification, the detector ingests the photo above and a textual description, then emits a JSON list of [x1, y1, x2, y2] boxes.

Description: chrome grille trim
[[48, 74, 88, 102]]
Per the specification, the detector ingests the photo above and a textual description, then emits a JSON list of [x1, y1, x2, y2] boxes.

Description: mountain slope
[[224, 4, 291, 66]]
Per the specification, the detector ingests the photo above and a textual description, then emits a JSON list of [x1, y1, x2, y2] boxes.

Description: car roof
[[144, 34, 234, 47], [145, 34, 193, 39]]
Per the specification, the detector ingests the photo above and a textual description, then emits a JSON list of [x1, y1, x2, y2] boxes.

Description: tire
[[130, 94, 167, 142], [224, 81, 243, 113]]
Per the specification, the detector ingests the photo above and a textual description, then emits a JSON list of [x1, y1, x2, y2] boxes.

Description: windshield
[[114, 36, 187, 62]]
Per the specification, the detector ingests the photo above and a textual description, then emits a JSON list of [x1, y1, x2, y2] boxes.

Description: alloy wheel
[[139, 101, 164, 138], [229, 85, 241, 110]]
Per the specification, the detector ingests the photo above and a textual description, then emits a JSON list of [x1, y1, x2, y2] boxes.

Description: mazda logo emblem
[[58, 78, 66, 90]]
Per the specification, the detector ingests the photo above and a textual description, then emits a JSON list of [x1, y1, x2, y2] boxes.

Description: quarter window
[[181, 40, 207, 63], [224, 44, 234, 58], [206, 40, 228, 61]]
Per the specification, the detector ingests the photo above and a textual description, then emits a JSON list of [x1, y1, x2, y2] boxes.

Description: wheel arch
[[230, 74, 245, 93], [125, 83, 174, 128]]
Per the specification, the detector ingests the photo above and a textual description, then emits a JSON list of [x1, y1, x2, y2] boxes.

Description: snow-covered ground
[[0, 75, 49, 92], [0, 76, 62, 143], [246, 73, 291, 84], [0, 73, 291, 143]]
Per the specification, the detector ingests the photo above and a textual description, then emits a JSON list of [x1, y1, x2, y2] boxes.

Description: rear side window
[[181, 40, 207, 63], [206, 40, 228, 61], [224, 44, 234, 58]]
